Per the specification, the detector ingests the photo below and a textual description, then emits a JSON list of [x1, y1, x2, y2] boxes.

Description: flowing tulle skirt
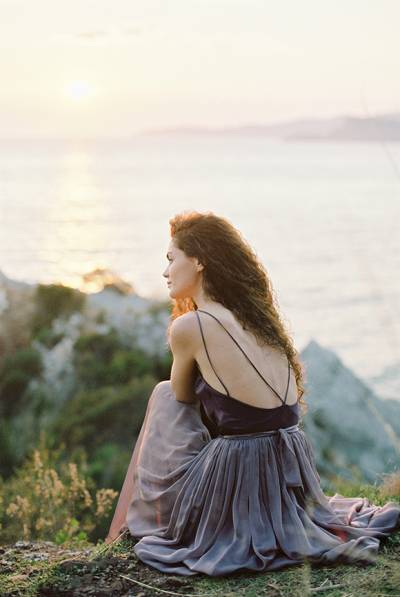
[[106, 381, 400, 576]]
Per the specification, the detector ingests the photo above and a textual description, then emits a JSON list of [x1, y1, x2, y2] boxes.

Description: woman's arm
[[169, 314, 200, 405]]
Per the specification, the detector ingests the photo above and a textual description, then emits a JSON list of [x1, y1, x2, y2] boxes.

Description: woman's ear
[[193, 257, 204, 272]]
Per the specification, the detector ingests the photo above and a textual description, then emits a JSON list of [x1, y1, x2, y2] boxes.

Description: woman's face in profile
[[163, 240, 202, 299]]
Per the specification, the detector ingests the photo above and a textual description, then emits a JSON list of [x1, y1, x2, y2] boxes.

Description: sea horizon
[[1, 135, 399, 402]]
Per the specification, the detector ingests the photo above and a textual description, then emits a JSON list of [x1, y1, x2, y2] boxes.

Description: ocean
[[1, 135, 399, 401]]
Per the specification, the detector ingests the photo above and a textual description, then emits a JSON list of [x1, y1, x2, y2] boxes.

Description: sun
[[65, 80, 94, 102]]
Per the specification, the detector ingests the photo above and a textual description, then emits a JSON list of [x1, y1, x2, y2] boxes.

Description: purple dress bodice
[[193, 309, 300, 437]]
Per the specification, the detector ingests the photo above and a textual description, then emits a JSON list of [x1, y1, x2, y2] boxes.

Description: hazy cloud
[[74, 27, 142, 42], [76, 30, 108, 40]]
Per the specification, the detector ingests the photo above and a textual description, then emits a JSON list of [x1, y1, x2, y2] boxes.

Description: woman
[[105, 210, 400, 576]]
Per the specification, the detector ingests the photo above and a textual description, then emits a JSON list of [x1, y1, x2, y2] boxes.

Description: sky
[[1, 0, 399, 138]]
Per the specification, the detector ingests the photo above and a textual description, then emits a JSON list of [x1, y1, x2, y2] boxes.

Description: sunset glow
[[65, 80, 94, 102], [0, 2, 398, 138]]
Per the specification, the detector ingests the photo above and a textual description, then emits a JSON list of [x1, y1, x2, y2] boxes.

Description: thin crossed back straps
[[195, 309, 291, 406]]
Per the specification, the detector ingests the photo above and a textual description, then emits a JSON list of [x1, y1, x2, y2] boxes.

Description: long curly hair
[[166, 210, 307, 413]]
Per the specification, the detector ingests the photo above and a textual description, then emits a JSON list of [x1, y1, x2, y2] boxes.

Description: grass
[[1, 483, 399, 597]]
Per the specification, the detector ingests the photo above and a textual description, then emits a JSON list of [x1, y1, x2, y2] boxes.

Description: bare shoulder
[[169, 311, 199, 350]]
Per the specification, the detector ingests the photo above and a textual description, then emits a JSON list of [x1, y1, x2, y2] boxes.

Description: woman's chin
[[168, 287, 186, 300]]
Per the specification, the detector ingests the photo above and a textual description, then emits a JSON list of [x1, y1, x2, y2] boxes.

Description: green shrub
[[0, 347, 43, 417], [50, 374, 156, 479], [34, 326, 65, 349], [86, 443, 133, 489], [73, 331, 154, 388], [74, 330, 121, 361], [31, 283, 85, 337], [1, 346, 43, 379]]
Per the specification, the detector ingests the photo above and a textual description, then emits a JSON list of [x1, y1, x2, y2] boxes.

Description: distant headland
[[137, 112, 400, 142]]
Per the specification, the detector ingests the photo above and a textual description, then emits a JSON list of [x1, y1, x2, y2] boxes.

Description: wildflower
[[33, 450, 43, 470], [35, 517, 47, 531], [95, 488, 118, 517], [6, 495, 31, 519]]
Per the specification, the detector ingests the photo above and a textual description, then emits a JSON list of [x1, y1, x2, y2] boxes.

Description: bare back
[[193, 307, 298, 410]]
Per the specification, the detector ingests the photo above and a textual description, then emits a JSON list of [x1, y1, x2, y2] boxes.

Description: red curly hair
[[165, 210, 307, 413]]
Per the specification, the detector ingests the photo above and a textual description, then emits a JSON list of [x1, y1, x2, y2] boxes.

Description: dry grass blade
[[310, 581, 346, 592], [119, 573, 218, 596], [265, 581, 283, 596]]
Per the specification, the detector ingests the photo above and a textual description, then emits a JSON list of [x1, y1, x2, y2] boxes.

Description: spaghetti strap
[[195, 311, 231, 397], [283, 359, 291, 405], [196, 309, 291, 405]]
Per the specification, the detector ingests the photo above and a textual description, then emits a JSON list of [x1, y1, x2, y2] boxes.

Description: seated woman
[[105, 210, 400, 577]]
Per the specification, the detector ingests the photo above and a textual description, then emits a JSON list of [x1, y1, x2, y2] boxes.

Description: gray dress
[[106, 310, 400, 576]]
